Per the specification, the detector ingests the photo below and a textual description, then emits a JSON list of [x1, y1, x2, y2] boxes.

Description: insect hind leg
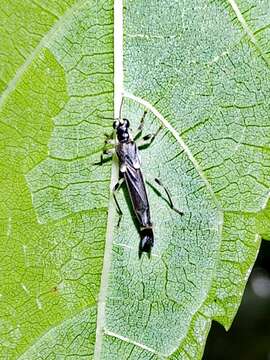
[[154, 178, 183, 216]]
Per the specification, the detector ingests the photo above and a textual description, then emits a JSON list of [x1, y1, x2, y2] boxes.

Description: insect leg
[[93, 148, 114, 166], [154, 178, 183, 216], [138, 125, 162, 149], [134, 97, 163, 140], [104, 132, 116, 145], [134, 110, 148, 141], [112, 177, 124, 227], [93, 130, 116, 165]]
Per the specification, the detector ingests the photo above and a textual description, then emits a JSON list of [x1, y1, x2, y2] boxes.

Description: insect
[[95, 99, 183, 258]]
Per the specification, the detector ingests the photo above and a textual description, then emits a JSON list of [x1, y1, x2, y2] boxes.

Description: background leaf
[[0, 0, 270, 359]]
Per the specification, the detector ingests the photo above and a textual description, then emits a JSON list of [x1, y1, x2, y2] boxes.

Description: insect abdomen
[[139, 228, 154, 258]]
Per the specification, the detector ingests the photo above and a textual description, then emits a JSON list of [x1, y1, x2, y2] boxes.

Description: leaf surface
[[0, 1, 270, 359], [0, 1, 113, 358], [100, 0, 270, 358]]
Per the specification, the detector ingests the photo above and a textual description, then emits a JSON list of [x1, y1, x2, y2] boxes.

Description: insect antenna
[[119, 94, 124, 119]]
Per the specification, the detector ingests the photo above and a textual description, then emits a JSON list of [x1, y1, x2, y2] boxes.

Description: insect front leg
[[154, 178, 183, 216], [112, 177, 125, 227], [92, 130, 116, 165], [104, 132, 116, 145], [134, 110, 148, 141], [133, 98, 162, 141]]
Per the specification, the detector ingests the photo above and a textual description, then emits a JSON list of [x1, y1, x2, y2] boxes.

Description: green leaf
[[0, 0, 78, 95], [109, 0, 269, 358], [0, 1, 113, 358], [0, 1, 270, 359]]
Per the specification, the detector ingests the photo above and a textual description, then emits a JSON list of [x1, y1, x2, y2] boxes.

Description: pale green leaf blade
[[0, 0, 77, 95], [99, 0, 270, 358], [0, 0, 113, 358]]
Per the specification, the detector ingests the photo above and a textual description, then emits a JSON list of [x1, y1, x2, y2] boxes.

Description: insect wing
[[124, 163, 151, 228]]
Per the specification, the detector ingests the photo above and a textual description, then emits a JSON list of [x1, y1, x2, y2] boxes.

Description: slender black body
[[113, 118, 154, 258]]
